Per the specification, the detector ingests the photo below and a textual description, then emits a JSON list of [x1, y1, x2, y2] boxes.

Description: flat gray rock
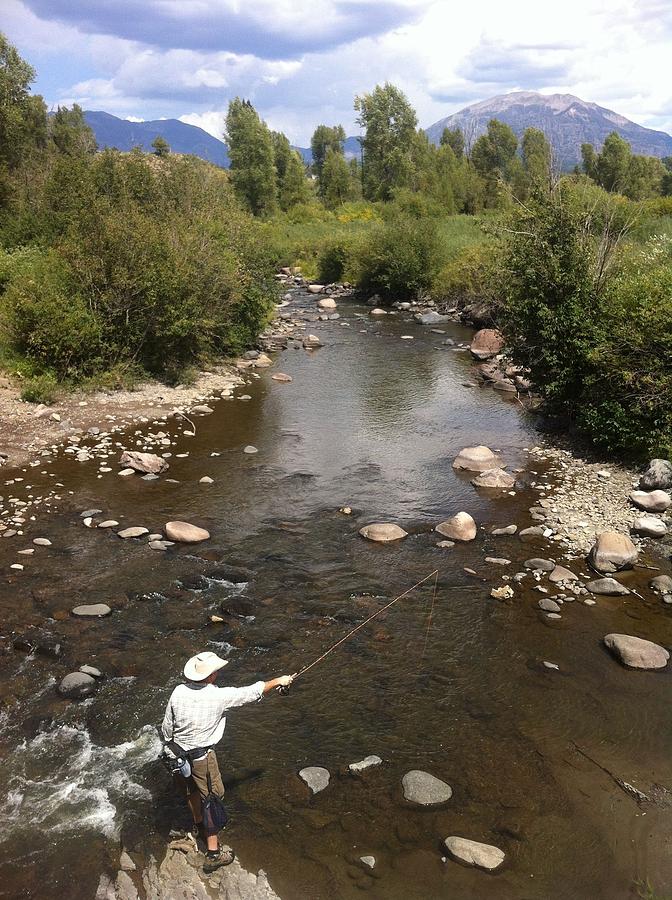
[[444, 836, 505, 871], [402, 770, 452, 805], [165, 521, 210, 543], [491, 524, 517, 536], [32, 537, 52, 546], [538, 598, 561, 613], [586, 578, 630, 596], [524, 558, 554, 571], [72, 603, 112, 617], [117, 526, 149, 539], [299, 766, 330, 794], [79, 664, 103, 678], [549, 565, 578, 583]]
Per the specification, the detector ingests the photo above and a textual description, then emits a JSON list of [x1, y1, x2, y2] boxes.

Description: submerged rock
[[117, 526, 149, 539], [299, 766, 330, 794], [589, 532, 638, 573], [452, 446, 497, 472], [470, 468, 515, 489], [436, 512, 476, 542], [13, 628, 63, 658], [119, 451, 168, 475], [165, 521, 210, 543], [402, 770, 452, 805], [549, 565, 578, 583], [359, 523, 408, 543], [72, 603, 112, 617], [444, 836, 505, 871], [349, 755, 383, 773], [415, 310, 450, 325], [604, 634, 669, 670], [524, 558, 554, 572]]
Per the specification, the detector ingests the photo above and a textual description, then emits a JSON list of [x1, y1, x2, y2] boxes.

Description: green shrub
[[318, 234, 362, 283], [20, 372, 58, 404], [432, 242, 501, 312], [2, 248, 103, 378], [356, 217, 445, 302]]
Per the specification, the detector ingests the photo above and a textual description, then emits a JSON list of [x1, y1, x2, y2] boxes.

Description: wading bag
[[161, 740, 192, 779], [202, 769, 228, 836]]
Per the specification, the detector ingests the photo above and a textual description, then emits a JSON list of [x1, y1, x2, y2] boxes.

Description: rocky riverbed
[[0, 278, 671, 900]]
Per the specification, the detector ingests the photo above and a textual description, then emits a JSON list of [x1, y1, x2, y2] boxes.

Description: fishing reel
[[276, 684, 291, 696]]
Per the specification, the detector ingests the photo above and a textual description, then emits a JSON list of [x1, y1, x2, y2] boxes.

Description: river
[[0, 289, 670, 899]]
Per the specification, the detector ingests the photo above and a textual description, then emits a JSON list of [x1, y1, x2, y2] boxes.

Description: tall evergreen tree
[[0, 32, 47, 171], [354, 83, 418, 201], [225, 98, 277, 216]]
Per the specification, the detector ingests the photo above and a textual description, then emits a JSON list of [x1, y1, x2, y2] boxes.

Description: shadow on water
[[0, 293, 670, 898]]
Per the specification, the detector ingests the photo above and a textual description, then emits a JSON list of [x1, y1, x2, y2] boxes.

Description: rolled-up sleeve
[[216, 680, 265, 712]]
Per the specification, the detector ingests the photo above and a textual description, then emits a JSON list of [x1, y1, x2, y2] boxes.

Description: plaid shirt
[[161, 680, 265, 751]]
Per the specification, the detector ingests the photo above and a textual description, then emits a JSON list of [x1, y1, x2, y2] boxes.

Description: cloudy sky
[[4, 0, 672, 144]]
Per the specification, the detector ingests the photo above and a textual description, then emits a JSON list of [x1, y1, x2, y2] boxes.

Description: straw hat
[[184, 651, 229, 681]]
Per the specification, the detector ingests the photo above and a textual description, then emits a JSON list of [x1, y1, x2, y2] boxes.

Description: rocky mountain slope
[[425, 91, 672, 168]]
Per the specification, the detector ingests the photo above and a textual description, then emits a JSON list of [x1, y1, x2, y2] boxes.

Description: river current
[[0, 290, 670, 899]]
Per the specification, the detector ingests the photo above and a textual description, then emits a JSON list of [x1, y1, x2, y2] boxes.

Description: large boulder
[[58, 672, 97, 699], [302, 334, 323, 349], [453, 446, 498, 472], [318, 298, 337, 310], [631, 516, 667, 538], [307, 284, 324, 294], [359, 523, 408, 543], [444, 836, 505, 872], [471, 468, 515, 489], [630, 490, 671, 513], [650, 575, 672, 594], [436, 512, 476, 542], [402, 770, 452, 805], [589, 532, 638, 573], [119, 451, 168, 475], [640, 459, 672, 491], [470, 329, 504, 360], [604, 634, 669, 670], [165, 521, 210, 543]]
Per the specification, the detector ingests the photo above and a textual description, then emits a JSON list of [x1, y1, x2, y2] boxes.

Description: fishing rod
[[277, 569, 439, 694]]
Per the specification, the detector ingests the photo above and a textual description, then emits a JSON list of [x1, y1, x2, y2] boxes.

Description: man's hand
[[263, 673, 298, 694]]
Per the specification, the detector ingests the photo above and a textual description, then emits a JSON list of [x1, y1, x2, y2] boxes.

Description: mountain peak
[[425, 91, 672, 167]]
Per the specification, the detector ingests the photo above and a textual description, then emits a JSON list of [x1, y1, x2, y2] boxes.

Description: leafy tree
[[471, 119, 518, 206], [522, 127, 551, 188], [581, 143, 598, 180], [279, 150, 311, 210], [440, 126, 464, 158], [310, 124, 345, 179], [271, 130, 293, 183], [624, 154, 665, 200], [0, 32, 47, 171], [354, 82, 418, 201], [321, 146, 351, 208], [595, 132, 631, 192], [225, 98, 277, 216], [50, 104, 96, 157], [151, 135, 170, 157], [662, 157, 672, 197]]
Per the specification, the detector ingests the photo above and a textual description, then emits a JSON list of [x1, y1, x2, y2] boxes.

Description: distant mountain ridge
[[425, 92, 672, 168], [84, 110, 361, 169]]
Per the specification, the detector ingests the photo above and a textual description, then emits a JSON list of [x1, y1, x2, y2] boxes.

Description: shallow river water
[[0, 291, 670, 899]]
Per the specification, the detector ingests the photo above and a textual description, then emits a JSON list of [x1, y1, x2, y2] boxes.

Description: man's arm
[[215, 674, 297, 711], [161, 698, 174, 742], [262, 674, 296, 693]]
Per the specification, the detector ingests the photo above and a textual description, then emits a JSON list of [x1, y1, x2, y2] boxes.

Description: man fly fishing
[[161, 651, 295, 873]]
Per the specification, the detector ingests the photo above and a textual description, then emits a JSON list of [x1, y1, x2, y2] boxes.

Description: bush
[[2, 249, 103, 378], [432, 242, 502, 313], [318, 234, 361, 283], [356, 217, 445, 302], [20, 372, 58, 404]]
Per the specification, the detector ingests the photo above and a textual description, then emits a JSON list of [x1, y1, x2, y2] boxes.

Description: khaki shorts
[[173, 750, 225, 801]]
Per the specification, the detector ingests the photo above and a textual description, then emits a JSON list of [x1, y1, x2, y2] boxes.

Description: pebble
[[485, 557, 511, 565], [243, 446, 258, 454], [149, 540, 174, 551], [118, 468, 135, 477], [444, 836, 505, 872], [491, 525, 517, 535], [97, 520, 119, 528], [199, 476, 214, 484], [32, 537, 52, 546], [543, 661, 560, 670], [359, 857, 375, 869], [79, 665, 103, 677]]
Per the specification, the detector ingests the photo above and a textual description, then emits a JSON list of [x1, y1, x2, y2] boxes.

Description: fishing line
[[281, 570, 439, 691]]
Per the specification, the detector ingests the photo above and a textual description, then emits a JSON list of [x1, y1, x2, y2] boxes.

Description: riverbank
[[0, 283, 671, 899]]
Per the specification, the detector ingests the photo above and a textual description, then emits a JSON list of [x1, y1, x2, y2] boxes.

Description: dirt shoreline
[[0, 364, 245, 470]]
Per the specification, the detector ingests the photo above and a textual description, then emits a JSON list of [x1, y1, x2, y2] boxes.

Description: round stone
[[72, 603, 112, 617], [452, 446, 498, 472], [359, 523, 408, 543], [604, 633, 669, 670], [402, 770, 452, 805], [444, 836, 505, 871], [58, 672, 97, 699], [117, 527, 149, 539], [165, 521, 210, 543]]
